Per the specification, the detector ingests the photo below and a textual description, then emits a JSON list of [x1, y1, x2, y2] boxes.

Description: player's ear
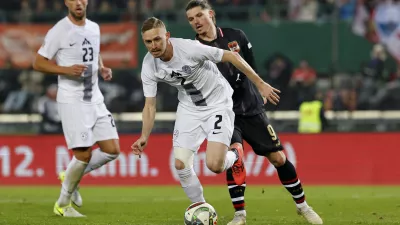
[[166, 31, 171, 40], [209, 10, 215, 19]]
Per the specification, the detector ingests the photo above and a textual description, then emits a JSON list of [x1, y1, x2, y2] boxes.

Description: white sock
[[296, 201, 309, 209], [57, 157, 87, 207], [177, 167, 205, 203], [222, 151, 236, 172], [84, 148, 118, 174], [235, 210, 246, 216]]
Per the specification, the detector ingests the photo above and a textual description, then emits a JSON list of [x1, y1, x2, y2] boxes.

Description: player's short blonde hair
[[141, 17, 166, 34]]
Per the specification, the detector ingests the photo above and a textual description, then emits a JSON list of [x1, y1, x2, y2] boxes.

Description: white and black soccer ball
[[184, 202, 218, 225]]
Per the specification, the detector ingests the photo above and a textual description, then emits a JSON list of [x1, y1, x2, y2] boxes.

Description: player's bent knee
[[206, 159, 224, 174], [267, 151, 286, 167], [100, 139, 120, 155], [72, 147, 92, 163], [174, 147, 194, 170], [107, 145, 120, 155], [175, 159, 185, 170]]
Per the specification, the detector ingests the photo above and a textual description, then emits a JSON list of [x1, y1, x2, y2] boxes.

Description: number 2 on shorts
[[267, 124, 277, 141], [214, 115, 222, 130]]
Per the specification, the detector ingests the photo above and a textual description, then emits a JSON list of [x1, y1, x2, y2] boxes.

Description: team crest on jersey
[[182, 65, 191, 74], [228, 41, 240, 52], [81, 132, 88, 141]]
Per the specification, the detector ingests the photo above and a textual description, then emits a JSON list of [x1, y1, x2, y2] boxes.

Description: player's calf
[[83, 139, 120, 174], [57, 153, 89, 208], [267, 151, 307, 207], [174, 147, 205, 203], [226, 143, 247, 215]]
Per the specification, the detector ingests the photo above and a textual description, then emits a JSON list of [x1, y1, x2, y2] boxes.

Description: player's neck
[[68, 14, 86, 26], [199, 26, 217, 42], [160, 41, 173, 62]]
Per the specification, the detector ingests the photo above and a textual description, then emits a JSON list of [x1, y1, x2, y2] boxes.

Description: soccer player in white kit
[[131, 17, 280, 205], [33, 0, 120, 217]]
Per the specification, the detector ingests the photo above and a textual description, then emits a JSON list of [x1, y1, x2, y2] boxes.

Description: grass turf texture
[[0, 186, 399, 225]]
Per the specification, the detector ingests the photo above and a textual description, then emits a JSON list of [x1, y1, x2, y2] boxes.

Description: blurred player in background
[[185, 1, 323, 224], [33, 0, 120, 217], [131, 17, 280, 209]]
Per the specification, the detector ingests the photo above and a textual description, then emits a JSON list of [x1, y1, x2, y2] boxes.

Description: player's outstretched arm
[[221, 51, 281, 105], [131, 97, 156, 156], [33, 54, 87, 77], [141, 97, 157, 140]]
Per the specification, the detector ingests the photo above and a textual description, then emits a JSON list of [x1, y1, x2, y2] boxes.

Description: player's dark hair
[[185, 0, 216, 24], [141, 17, 166, 33]]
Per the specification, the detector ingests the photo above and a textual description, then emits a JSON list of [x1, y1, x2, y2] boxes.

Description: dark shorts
[[231, 112, 284, 155]]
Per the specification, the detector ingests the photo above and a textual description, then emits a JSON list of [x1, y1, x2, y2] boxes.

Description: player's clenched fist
[[100, 67, 112, 81], [131, 136, 148, 156], [65, 64, 87, 76], [257, 82, 281, 105]]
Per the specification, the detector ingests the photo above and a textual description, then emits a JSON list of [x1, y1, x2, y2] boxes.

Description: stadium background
[[0, 0, 399, 224]]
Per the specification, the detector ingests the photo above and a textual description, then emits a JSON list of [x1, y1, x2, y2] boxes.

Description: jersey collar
[[195, 26, 223, 44]]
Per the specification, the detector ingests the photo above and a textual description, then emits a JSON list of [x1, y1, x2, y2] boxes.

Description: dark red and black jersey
[[196, 27, 264, 116]]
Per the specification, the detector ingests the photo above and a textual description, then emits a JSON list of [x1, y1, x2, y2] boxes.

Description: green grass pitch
[[0, 186, 399, 225]]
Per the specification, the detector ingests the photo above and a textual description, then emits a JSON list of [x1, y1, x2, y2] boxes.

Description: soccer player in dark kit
[[185, 1, 323, 224]]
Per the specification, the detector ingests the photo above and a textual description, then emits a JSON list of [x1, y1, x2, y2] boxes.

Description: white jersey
[[141, 38, 233, 111], [38, 16, 103, 104]]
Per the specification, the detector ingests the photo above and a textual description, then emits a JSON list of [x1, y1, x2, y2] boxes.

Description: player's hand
[[65, 64, 87, 77], [257, 82, 281, 105], [100, 67, 112, 81], [131, 136, 148, 157]]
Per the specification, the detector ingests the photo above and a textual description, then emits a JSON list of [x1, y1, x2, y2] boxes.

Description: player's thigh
[[173, 109, 206, 152], [58, 103, 96, 149], [241, 113, 284, 156], [205, 108, 234, 162], [93, 103, 119, 151], [206, 107, 235, 148]]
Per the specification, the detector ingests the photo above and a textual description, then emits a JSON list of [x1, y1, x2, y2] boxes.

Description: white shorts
[[58, 103, 119, 149], [173, 106, 235, 151]]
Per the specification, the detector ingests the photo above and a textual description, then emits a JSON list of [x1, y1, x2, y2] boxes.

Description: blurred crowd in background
[[0, 0, 400, 129], [0, 0, 393, 23]]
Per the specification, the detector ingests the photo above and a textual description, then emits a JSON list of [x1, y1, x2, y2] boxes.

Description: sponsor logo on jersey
[[228, 41, 240, 52]]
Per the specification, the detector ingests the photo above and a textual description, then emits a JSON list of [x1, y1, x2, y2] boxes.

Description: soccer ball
[[184, 202, 218, 225]]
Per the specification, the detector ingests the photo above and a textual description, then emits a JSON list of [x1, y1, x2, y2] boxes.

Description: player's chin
[[151, 52, 162, 58], [74, 11, 85, 19]]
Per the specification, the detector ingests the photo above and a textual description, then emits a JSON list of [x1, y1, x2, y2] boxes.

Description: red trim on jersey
[[218, 27, 224, 37]]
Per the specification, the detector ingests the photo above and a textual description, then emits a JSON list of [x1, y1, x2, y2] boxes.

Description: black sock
[[276, 159, 305, 204], [226, 168, 245, 211]]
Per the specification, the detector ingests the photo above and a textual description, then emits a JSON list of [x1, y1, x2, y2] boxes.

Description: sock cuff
[[72, 156, 88, 165], [101, 151, 119, 160]]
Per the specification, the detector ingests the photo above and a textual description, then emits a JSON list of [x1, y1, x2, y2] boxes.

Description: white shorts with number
[[58, 103, 119, 149], [173, 105, 235, 151]]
